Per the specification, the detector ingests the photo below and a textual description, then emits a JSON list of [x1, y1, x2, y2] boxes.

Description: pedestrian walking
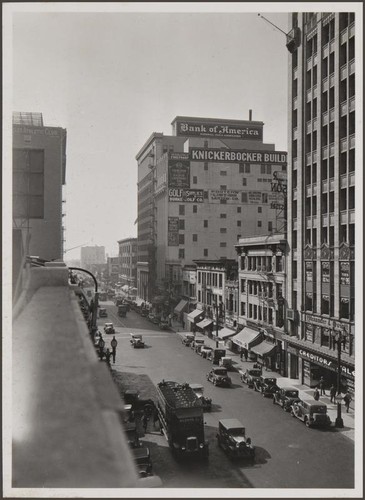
[[240, 349, 243, 360], [98, 335, 105, 360], [313, 387, 320, 401], [329, 385, 336, 403], [319, 376, 326, 395], [142, 414, 149, 433], [105, 348, 111, 366], [111, 336, 118, 363], [343, 391, 352, 413], [244, 349, 248, 361]]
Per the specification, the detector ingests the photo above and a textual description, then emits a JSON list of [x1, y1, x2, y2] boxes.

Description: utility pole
[[334, 328, 347, 428]]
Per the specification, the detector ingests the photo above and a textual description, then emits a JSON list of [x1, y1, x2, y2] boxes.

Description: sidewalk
[[170, 321, 354, 442]]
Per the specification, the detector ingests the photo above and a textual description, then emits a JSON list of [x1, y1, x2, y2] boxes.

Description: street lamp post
[[333, 328, 347, 428]]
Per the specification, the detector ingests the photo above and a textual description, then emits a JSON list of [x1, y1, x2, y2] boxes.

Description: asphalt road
[[97, 303, 354, 490]]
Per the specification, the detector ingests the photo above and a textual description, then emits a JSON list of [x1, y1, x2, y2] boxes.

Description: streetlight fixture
[[333, 328, 347, 428]]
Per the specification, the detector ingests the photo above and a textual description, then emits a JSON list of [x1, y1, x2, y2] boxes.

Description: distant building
[[136, 115, 287, 306], [285, 12, 355, 391], [106, 256, 120, 285], [118, 237, 137, 288], [12, 112, 67, 293], [80, 246, 106, 271]]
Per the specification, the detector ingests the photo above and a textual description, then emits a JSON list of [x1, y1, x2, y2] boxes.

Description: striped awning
[[231, 327, 262, 349], [174, 299, 188, 314], [187, 309, 204, 322], [217, 327, 236, 340], [196, 318, 213, 329], [250, 341, 276, 358]]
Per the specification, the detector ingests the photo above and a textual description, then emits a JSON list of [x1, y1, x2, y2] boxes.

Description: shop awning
[[196, 318, 213, 329], [231, 327, 262, 349], [187, 309, 204, 322], [174, 299, 188, 314], [251, 341, 276, 357], [217, 327, 236, 340]]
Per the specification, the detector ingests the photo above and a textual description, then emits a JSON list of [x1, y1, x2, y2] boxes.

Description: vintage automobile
[[219, 356, 233, 371], [140, 308, 149, 317], [189, 383, 212, 411], [291, 399, 332, 428], [98, 307, 107, 318], [132, 446, 153, 477], [216, 419, 255, 460], [123, 390, 155, 417], [130, 333, 145, 348], [159, 318, 169, 330], [182, 333, 195, 346], [124, 421, 142, 449], [207, 348, 226, 365], [273, 387, 301, 411], [195, 343, 206, 355], [200, 346, 213, 359], [104, 322, 115, 335], [207, 367, 232, 387], [240, 367, 262, 388], [191, 337, 205, 350], [253, 376, 280, 397], [148, 312, 156, 323]]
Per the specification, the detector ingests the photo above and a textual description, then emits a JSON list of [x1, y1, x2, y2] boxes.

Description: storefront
[[285, 341, 355, 392], [230, 326, 262, 357], [196, 318, 214, 336], [174, 299, 188, 323], [187, 308, 204, 332], [250, 340, 276, 370]]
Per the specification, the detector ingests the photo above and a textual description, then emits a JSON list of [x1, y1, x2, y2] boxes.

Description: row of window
[[304, 323, 353, 355], [304, 293, 354, 321], [198, 271, 223, 288], [240, 302, 275, 325], [304, 224, 355, 247], [240, 255, 283, 273]]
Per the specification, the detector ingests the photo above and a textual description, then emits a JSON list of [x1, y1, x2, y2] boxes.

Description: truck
[[118, 304, 128, 317], [156, 380, 209, 459]]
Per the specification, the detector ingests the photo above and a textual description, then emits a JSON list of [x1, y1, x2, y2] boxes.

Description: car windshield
[[215, 369, 227, 376], [285, 390, 299, 398], [249, 370, 261, 376], [228, 427, 245, 436], [264, 378, 276, 384], [311, 406, 327, 414]]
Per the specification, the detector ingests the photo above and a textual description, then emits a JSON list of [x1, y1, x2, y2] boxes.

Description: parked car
[[200, 346, 213, 359], [291, 400, 331, 428], [219, 356, 233, 371], [98, 307, 107, 318], [191, 337, 205, 350], [195, 343, 206, 355], [104, 322, 115, 335], [159, 318, 169, 330], [240, 367, 262, 388], [182, 333, 195, 346], [189, 383, 212, 411], [273, 387, 301, 411], [124, 421, 142, 449], [140, 308, 149, 317], [132, 446, 153, 477], [207, 367, 232, 387], [148, 312, 155, 322], [253, 376, 280, 397], [216, 419, 255, 460], [207, 348, 226, 365], [130, 333, 145, 348]]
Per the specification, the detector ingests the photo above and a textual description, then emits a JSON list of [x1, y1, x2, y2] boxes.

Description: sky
[[9, 3, 291, 260]]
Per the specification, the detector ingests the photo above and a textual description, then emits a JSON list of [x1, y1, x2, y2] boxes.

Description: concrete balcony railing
[[10, 262, 156, 489]]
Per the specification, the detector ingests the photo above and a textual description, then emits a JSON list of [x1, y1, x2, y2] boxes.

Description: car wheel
[[291, 409, 295, 417], [213, 379, 217, 386], [305, 418, 311, 428], [262, 391, 266, 397]]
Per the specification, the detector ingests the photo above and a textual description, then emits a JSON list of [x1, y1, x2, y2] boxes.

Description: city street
[[98, 303, 354, 489]]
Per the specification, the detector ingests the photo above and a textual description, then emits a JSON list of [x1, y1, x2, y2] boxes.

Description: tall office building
[[80, 245, 106, 269], [136, 115, 287, 305], [284, 12, 355, 391], [13, 112, 67, 292]]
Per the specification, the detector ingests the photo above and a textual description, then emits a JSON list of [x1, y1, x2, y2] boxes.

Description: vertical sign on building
[[168, 152, 190, 188], [168, 217, 179, 246]]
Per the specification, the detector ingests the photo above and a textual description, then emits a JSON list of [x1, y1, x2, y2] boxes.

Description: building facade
[[136, 115, 287, 307], [285, 12, 355, 391], [80, 245, 106, 271], [13, 112, 67, 288], [236, 234, 287, 373], [106, 256, 120, 285], [118, 237, 137, 288]]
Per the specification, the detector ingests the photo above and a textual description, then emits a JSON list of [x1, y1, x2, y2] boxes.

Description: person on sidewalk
[[319, 376, 326, 396], [142, 414, 149, 433], [313, 387, 320, 401], [329, 384, 336, 403], [343, 391, 352, 413], [111, 336, 118, 363]]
